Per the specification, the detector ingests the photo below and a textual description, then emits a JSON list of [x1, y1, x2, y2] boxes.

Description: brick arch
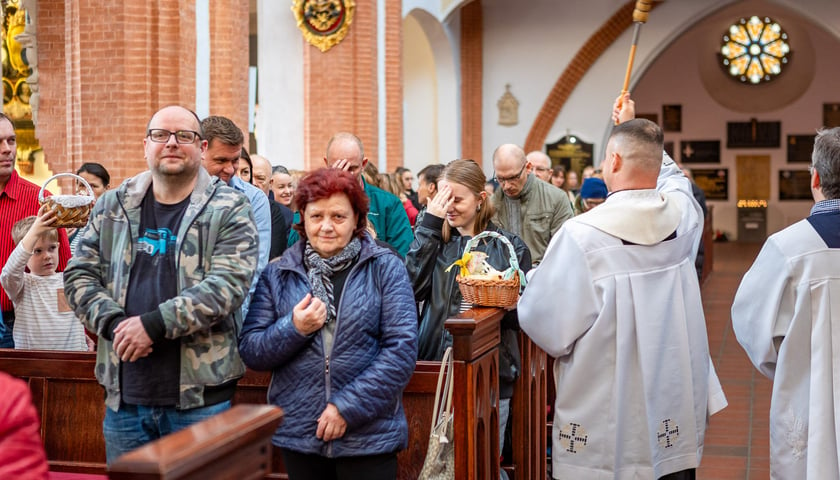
[[523, 0, 661, 152]]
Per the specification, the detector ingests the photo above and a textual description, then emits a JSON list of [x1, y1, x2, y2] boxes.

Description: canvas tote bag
[[418, 346, 455, 479]]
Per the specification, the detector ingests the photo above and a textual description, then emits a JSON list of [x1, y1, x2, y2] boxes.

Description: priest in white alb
[[732, 127, 840, 479], [519, 94, 727, 480]]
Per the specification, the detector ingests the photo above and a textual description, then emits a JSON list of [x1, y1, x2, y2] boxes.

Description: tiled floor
[[697, 242, 772, 479]]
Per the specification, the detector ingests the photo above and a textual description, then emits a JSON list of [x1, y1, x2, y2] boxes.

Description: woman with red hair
[[239, 168, 418, 480]]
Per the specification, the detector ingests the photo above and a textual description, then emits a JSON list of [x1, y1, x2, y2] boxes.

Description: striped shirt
[[0, 170, 71, 312], [0, 243, 87, 351]]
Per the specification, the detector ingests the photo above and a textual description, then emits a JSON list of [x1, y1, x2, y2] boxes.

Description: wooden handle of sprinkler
[[617, 0, 654, 123]]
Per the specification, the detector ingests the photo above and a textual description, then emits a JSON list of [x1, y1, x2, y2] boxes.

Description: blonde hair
[[441, 159, 494, 243], [11, 216, 58, 245]]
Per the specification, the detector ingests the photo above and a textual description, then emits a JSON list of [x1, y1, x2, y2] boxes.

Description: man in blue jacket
[[323, 132, 413, 257]]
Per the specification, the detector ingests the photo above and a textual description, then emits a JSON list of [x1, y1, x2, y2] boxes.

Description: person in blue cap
[[574, 177, 608, 214]]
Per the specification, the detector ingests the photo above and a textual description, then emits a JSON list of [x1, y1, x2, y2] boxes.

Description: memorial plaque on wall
[[824, 103, 840, 128], [736, 155, 771, 200], [787, 135, 815, 163], [545, 135, 593, 176], [680, 140, 720, 163], [692, 168, 728, 200], [663, 105, 681, 132], [637, 113, 658, 124], [727, 119, 781, 148], [779, 170, 812, 201]]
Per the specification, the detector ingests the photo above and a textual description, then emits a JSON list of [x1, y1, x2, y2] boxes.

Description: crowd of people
[[0, 92, 839, 480]]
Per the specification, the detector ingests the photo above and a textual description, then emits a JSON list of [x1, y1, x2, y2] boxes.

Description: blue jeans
[[0, 311, 13, 349], [103, 400, 231, 464]]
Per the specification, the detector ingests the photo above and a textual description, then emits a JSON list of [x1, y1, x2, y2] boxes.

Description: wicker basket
[[38, 173, 95, 229], [455, 231, 526, 308]]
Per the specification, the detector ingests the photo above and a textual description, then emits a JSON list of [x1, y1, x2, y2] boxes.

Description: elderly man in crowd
[[491, 144, 574, 264], [526, 150, 553, 183]]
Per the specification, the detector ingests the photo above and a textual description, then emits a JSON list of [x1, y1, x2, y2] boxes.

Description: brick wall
[[460, 0, 482, 165], [34, 0, 249, 190], [384, 0, 403, 173], [303, 0, 378, 171], [209, 0, 249, 134]]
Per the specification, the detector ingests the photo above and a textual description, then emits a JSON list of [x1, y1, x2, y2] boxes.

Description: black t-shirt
[[121, 188, 190, 406]]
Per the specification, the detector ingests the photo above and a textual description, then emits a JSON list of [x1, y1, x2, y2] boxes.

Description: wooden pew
[[108, 404, 283, 480], [0, 307, 544, 479]]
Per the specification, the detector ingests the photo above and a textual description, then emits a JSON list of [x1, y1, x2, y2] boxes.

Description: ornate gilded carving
[[291, 0, 355, 53], [2, 0, 40, 174]]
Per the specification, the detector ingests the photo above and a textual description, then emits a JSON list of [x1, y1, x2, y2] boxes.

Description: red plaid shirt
[[0, 170, 71, 312]]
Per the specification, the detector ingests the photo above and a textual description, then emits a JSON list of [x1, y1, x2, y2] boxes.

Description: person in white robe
[[732, 126, 840, 480], [519, 94, 727, 480]]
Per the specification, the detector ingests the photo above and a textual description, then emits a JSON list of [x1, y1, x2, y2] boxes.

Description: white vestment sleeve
[[731, 238, 792, 379], [518, 226, 598, 358]]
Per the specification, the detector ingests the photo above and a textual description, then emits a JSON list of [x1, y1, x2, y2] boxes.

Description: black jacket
[[406, 213, 531, 398]]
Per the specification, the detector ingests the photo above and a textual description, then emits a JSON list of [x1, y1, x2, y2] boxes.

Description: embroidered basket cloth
[[38, 173, 95, 229], [456, 231, 526, 308]]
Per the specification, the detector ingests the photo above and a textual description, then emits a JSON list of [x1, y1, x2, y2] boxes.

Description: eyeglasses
[[147, 129, 202, 144], [493, 163, 527, 184]]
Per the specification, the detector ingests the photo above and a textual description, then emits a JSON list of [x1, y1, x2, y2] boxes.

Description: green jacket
[[64, 169, 259, 411], [492, 174, 574, 264], [288, 178, 413, 257]]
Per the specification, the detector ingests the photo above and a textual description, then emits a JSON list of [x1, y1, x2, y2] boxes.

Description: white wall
[[402, 7, 460, 174], [254, 0, 304, 168], [403, 14, 439, 172]]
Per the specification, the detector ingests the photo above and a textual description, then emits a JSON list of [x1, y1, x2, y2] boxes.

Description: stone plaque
[[680, 140, 720, 164], [663, 105, 681, 132], [779, 170, 812, 201], [692, 168, 728, 201], [727, 119, 781, 148], [824, 103, 840, 128], [736, 155, 771, 200], [787, 134, 815, 163]]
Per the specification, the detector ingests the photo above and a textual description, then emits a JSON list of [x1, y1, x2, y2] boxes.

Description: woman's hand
[[316, 403, 347, 442], [292, 293, 327, 335], [426, 184, 453, 219]]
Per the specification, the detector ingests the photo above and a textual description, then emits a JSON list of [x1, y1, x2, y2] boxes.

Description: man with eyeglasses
[[526, 150, 553, 183], [732, 127, 840, 479], [64, 105, 259, 463], [199, 116, 271, 315], [491, 144, 574, 264]]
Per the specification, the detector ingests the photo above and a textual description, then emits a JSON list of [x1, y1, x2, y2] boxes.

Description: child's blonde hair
[[11, 216, 58, 245]]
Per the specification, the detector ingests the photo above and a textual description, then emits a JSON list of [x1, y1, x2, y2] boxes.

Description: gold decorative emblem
[[291, 0, 356, 53]]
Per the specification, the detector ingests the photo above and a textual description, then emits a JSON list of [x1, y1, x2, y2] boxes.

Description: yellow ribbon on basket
[[445, 251, 473, 278]]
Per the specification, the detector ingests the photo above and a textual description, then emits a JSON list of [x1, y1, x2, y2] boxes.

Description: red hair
[[293, 168, 370, 239]]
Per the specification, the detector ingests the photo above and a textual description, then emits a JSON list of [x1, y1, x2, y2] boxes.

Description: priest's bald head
[[810, 127, 840, 202], [601, 119, 663, 193]]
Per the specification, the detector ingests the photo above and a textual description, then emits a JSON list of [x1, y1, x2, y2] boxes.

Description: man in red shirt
[[0, 113, 71, 348]]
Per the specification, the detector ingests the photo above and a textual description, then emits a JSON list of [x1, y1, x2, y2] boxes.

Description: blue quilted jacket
[[239, 233, 418, 457]]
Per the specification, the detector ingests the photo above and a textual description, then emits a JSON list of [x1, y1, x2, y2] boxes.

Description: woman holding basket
[[406, 159, 531, 462]]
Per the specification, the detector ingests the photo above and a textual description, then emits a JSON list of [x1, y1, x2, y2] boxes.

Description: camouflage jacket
[[64, 168, 259, 411]]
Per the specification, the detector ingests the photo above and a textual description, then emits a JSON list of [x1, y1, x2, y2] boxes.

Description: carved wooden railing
[[108, 404, 283, 480], [0, 306, 545, 479]]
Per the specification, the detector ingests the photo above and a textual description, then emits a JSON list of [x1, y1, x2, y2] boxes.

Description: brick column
[[209, 0, 249, 132], [36, 0, 203, 188], [303, 0, 378, 170], [384, 0, 403, 173], [460, 0, 482, 165]]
